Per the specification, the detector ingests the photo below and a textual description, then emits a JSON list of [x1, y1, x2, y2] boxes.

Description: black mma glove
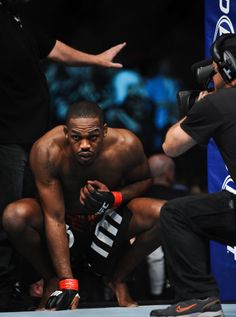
[[84, 189, 122, 215], [45, 279, 80, 310]]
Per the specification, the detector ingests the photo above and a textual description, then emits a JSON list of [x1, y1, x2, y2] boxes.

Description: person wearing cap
[[150, 33, 236, 317]]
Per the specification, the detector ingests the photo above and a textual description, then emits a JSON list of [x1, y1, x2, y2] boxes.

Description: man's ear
[[103, 123, 108, 137], [64, 126, 68, 138]]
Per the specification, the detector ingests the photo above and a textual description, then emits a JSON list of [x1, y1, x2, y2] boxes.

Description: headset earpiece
[[211, 33, 236, 83]]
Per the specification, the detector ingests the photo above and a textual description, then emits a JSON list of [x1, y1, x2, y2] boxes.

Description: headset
[[211, 33, 236, 83]]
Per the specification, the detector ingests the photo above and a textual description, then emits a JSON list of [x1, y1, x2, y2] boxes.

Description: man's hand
[[80, 180, 122, 215], [45, 279, 79, 311], [197, 90, 213, 101], [96, 42, 126, 68]]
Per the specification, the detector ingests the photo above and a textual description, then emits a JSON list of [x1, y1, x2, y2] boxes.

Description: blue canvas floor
[[0, 304, 235, 317]]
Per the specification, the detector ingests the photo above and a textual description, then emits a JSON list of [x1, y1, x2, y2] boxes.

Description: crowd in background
[[46, 59, 180, 155], [45, 59, 207, 193]]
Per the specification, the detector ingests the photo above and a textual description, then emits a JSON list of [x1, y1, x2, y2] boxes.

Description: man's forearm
[[162, 116, 196, 157], [120, 178, 152, 202], [48, 41, 97, 66], [166, 117, 186, 135], [48, 40, 125, 68], [45, 217, 73, 279]]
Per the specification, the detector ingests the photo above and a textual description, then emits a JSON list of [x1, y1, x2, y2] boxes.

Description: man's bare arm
[[30, 143, 72, 279], [48, 40, 126, 68], [80, 133, 151, 210], [119, 134, 152, 201], [162, 117, 197, 157]]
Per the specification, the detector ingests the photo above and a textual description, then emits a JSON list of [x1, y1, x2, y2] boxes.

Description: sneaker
[[150, 297, 224, 317]]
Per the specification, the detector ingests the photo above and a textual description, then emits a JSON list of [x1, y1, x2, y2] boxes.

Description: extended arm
[[48, 40, 126, 68], [30, 144, 72, 279]]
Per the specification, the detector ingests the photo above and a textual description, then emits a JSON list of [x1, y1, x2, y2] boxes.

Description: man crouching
[[3, 101, 165, 310]]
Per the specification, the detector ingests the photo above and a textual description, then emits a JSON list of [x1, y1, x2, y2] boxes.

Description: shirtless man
[[3, 101, 165, 310]]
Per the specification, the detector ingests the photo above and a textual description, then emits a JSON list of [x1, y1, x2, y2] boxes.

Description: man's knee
[[160, 198, 187, 228], [3, 200, 34, 232], [128, 197, 164, 221]]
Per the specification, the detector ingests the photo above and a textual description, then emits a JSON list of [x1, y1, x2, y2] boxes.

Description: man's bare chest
[[60, 162, 125, 193]]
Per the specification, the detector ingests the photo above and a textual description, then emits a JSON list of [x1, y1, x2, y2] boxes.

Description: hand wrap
[[45, 279, 80, 310], [84, 190, 122, 215]]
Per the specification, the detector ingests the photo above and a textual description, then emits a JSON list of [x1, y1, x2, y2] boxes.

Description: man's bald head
[[148, 154, 175, 186]]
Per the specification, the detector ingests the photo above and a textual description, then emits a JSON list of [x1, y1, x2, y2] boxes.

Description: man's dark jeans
[[0, 144, 32, 297]]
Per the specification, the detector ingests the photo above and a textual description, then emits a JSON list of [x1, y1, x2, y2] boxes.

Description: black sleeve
[[22, 16, 56, 59], [180, 96, 222, 145], [33, 28, 56, 59]]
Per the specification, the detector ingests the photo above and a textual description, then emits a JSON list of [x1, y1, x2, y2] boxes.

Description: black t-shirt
[[0, 5, 56, 144], [181, 88, 236, 183]]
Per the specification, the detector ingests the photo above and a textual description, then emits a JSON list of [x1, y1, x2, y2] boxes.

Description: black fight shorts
[[66, 206, 132, 278]]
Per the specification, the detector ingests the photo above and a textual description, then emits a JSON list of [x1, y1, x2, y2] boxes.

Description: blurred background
[[23, 0, 206, 192]]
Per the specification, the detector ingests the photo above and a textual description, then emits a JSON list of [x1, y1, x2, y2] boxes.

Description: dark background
[[24, 0, 204, 86]]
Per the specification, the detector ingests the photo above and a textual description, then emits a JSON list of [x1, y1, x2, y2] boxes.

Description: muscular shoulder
[[111, 128, 143, 149], [30, 126, 65, 172], [107, 128, 145, 163]]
